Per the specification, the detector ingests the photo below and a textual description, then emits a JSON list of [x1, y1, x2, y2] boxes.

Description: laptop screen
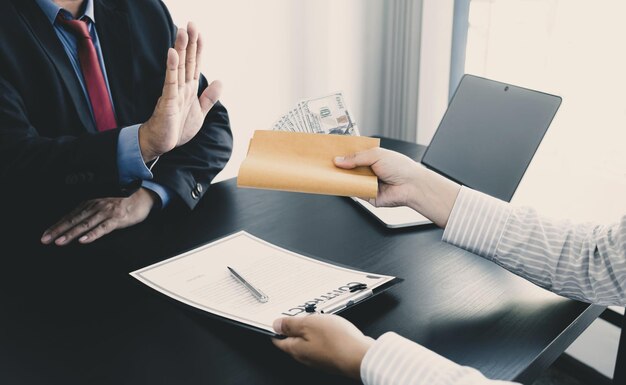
[[421, 75, 561, 202]]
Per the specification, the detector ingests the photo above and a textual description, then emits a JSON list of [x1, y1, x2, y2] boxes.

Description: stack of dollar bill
[[272, 92, 360, 136]]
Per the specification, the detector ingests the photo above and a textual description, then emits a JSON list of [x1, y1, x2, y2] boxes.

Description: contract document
[[131, 231, 401, 336]]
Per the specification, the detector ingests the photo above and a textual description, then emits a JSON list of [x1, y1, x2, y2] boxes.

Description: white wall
[[416, 0, 454, 145], [164, 0, 386, 182]]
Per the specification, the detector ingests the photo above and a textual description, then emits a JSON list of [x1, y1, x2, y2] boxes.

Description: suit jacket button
[[191, 189, 199, 200], [65, 174, 78, 185], [196, 183, 203, 193]]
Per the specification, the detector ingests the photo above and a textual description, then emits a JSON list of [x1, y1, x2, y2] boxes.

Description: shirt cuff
[[117, 124, 153, 185], [442, 187, 512, 259], [361, 332, 495, 385], [141, 180, 173, 209]]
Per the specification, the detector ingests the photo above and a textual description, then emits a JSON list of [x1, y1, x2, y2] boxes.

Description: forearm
[[151, 99, 233, 209], [443, 187, 626, 306], [361, 332, 518, 385], [407, 165, 461, 228], [0, 128, 139, 200], [0, 76, 137, 200]]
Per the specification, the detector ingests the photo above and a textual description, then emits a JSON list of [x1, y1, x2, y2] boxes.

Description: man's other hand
[[138, 22, 222, 162], [272, 314, 374, 379], [40, 188, 157, 246]]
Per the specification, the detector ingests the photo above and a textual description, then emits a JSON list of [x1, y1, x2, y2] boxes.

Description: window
[[465, 0, 626, 223]]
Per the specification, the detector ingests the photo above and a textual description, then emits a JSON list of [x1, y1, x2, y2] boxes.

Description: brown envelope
[[237, 131, 380, 198]]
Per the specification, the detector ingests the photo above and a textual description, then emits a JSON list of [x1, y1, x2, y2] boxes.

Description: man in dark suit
[[0, 0, 233, 245]]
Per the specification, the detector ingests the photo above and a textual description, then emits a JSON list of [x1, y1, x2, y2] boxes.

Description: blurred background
[[164, 0, 625, 382]]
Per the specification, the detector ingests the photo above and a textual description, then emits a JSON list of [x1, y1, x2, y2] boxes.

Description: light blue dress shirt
[[35, 0, 171, 207]]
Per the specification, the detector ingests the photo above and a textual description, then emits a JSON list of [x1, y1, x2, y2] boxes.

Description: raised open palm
[[139, 22, 221, 162]]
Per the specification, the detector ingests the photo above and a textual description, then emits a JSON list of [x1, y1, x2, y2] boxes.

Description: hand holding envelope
[[237, 131, 380, 198]]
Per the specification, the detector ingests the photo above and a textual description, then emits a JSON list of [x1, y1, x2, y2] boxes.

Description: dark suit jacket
[[0, 0, 233, 233]]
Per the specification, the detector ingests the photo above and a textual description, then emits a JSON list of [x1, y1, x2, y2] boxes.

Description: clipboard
[[130, 231, 403, 337]]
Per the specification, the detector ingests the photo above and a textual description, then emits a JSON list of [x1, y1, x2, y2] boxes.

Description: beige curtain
[[380, 0, 423, 142]]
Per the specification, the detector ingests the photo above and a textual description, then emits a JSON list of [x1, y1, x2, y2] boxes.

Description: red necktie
[[56, 15, 117, 132]]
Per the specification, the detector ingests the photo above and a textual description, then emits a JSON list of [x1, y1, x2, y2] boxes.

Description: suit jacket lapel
[[94, 0, 135, 127], [13, 0, 97, 133]]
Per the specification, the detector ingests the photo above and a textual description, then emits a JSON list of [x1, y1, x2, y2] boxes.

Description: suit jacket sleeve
[[0, 75, 140, 202], [149, 1, 233, 210], [151, 95, 233, 210]]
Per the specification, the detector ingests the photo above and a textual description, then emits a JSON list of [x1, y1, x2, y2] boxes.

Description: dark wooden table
[[0, 138, 603, 385]]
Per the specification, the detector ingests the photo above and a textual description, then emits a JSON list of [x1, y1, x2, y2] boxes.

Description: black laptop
[[353, 74, 562, 227]]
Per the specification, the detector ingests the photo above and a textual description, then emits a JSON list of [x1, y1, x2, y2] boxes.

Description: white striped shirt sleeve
[[360, 186, 626, 385], [443, 186, 626, 306], [361, 332, 517, 385]]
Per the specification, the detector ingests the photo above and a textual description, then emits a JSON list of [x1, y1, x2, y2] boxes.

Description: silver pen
[[227, 266, 269, 303]]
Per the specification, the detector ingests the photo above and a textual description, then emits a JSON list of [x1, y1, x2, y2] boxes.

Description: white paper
[[352, 198, 432, 228], [130, 231, 396, 334]]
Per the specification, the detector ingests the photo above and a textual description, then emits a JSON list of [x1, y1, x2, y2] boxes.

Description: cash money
[[272, 92, 360, 136]]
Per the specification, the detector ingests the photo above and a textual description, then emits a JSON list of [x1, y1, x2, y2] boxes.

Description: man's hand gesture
[[139, 22, 221, 162], [41, 188, 157, 246]]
